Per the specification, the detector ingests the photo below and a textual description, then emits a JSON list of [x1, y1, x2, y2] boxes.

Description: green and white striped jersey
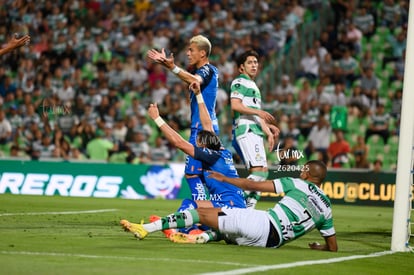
[[267, 177, 335, 246], [230, 74, 264, 137]]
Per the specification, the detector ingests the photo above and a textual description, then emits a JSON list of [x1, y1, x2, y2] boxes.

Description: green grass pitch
[[0, 194, 412, 275]]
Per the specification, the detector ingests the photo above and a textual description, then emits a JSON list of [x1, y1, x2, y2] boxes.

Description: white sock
[[143, 220, 162, 233]]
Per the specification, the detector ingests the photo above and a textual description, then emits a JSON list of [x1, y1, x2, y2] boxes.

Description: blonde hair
[[189, 35, 212, 57]]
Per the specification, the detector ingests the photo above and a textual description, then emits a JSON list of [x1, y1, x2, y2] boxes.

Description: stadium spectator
[[280, 118, 301, 147], [338, 48, 360, 88], [360, 67, 380, 95], [348, 83, 370, 114], [378, 0, 402, 29], [86, 129, 117, 161], [359, 49, 376, 72], [331, 83, 347, 107], [353, 7, 375, 42], [0, 109, 12, 151], [276, 134, 300, 166], [345, 23, 363, 55], [382, 28, 407, 70], [351, 135, 370, 169], [274, 74, 296, 103], [305, 114, 331, 164], [121, 160, 338, 252], [372, 159, 383, 173], [318, 53, 335, 81], [298, 99, 319, 139], [296, 47, 319, 84], [327, 129, 351, 168], [365, 102, 390, 144], [389, 88, 402, 120]]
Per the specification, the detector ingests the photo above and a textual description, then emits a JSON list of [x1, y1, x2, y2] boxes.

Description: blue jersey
[[189, 64, 219, 131], [194, 146, 246, 208]]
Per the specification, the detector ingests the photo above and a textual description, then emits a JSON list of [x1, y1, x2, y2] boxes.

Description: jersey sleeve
[[193, 146, 221, 166], [230, 80, 244, 100], [273, 177, 295, 194], [318, 216, 336, 237], [197, 64, 215, 91]]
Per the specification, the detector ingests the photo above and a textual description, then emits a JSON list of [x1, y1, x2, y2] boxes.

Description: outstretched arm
[[0, 34, 30, 56], [147, 48, 201, 85], [207, 171, 275, 192], [189, 81, 213, 132], [148, 103, 195, 157]]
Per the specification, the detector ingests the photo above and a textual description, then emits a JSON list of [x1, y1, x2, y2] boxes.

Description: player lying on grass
[[121, 160, 338, 251], [145, 81, 246, 237]]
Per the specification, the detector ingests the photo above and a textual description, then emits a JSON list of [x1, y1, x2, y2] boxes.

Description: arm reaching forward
[[207, 170, 276, 193]]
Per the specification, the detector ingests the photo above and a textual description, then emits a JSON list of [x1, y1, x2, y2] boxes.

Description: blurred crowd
[[0, 0, 408, 171]]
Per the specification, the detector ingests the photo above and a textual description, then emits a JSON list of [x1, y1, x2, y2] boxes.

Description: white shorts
[[218, 207, 270, 247], [235, 131, 268, 169]]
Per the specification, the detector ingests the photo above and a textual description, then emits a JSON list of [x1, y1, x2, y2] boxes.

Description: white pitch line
[[0, 209, 117, 216], [0, 251, 256, 267], [197, 251, 396, 275]]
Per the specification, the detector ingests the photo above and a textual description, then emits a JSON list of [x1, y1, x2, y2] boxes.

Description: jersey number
[[293, 209, 312, 226]]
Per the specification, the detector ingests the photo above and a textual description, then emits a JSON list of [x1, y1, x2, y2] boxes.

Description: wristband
[[154, 117, 166, 127], [171, 65, 181, 74], [196, 93, 204, 104]]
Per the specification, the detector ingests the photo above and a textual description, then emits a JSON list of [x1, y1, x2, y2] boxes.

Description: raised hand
[[147, 103, 160, 119], [147, 48, 174, 69], [189, 81, 201, 95]]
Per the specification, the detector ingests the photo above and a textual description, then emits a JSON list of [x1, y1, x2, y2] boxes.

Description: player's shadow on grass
[[338, 231, 392, 250]]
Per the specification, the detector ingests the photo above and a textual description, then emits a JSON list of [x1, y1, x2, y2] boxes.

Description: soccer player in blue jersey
[[140, 81, 245, 237], [121, 160, 338, 251], [147, 35, 219, 202]]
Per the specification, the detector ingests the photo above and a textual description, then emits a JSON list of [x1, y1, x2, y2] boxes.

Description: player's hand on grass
[[308, 242, 327, 251]]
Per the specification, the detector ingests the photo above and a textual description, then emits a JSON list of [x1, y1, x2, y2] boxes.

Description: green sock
[[160, 209, 200, 230]]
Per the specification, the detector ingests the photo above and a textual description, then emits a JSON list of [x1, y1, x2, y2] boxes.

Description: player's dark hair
[[197, 130, 221, 151], [236, 50, 259, 67], [306, 160, 327, 183]]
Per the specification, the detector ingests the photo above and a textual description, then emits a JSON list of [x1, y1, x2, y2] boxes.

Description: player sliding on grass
[[144, 81, 246, 237], [121, 160, 338, 251]]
